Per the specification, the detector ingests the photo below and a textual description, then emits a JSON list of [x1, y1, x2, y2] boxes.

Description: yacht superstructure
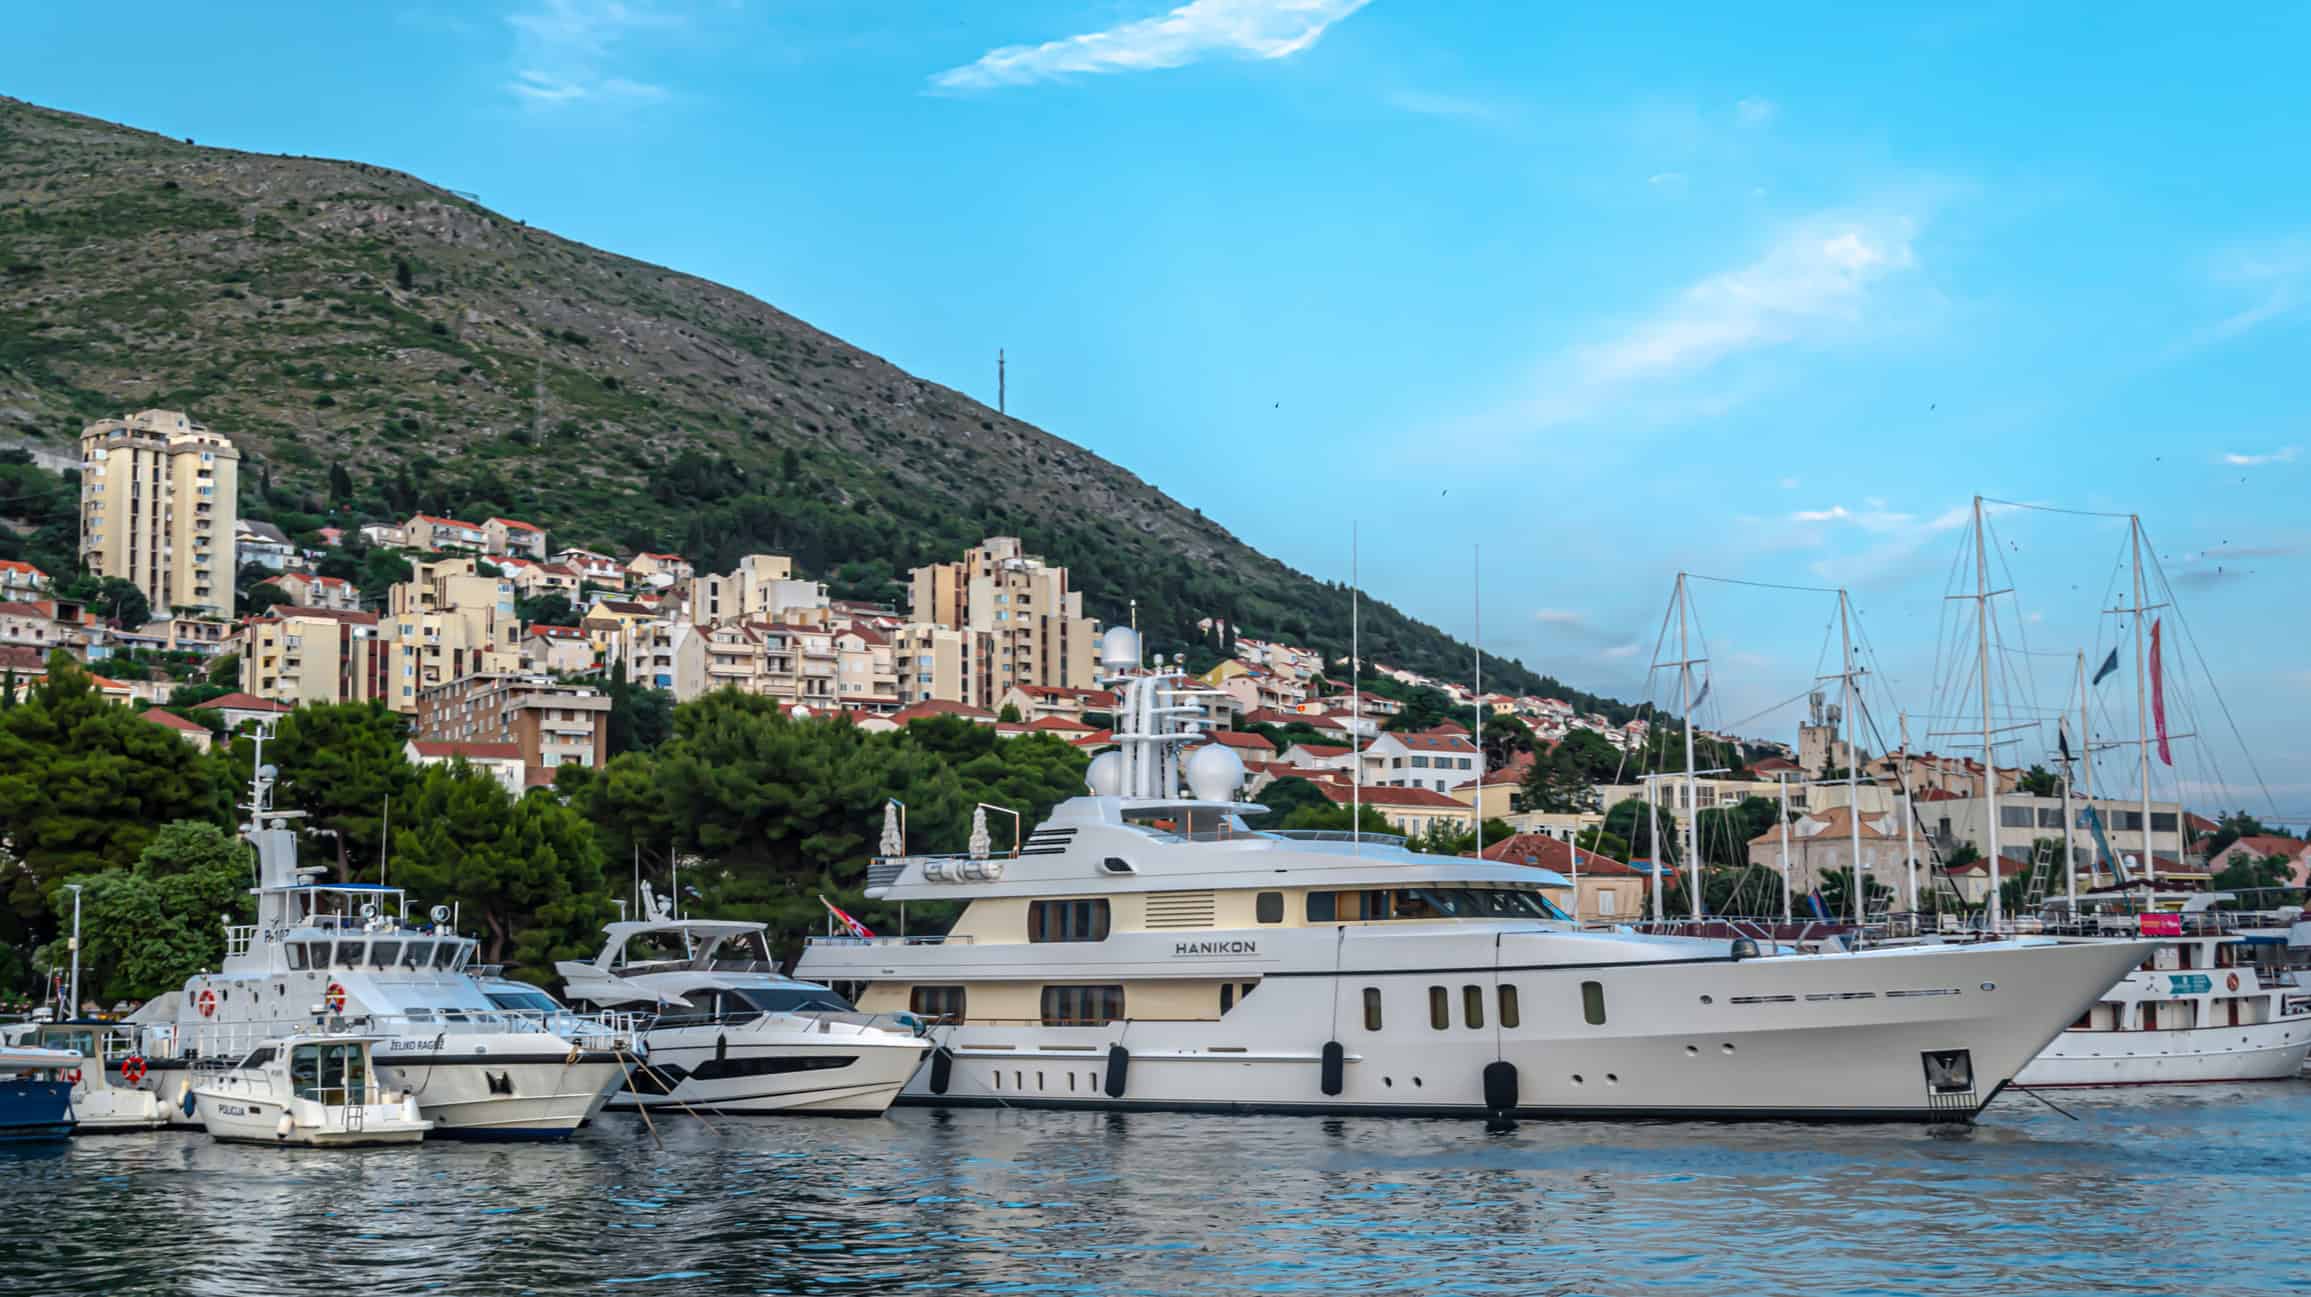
[[137, 751, 628, 1139], [557, 910, 927, 1115], [795, 630, 2155, 1122]]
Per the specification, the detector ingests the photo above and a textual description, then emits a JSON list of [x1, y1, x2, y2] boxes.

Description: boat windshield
[[485, 987, 563, 1014], [732, 984, 856, 1014]]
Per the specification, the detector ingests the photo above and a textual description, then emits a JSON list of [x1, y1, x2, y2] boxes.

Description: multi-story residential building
[[256, 572, 361, 611], [1360, 731, 1481, 795], [78, 409, 238, 618], [892, 622, 978, 706], [242, 606, 385, 707], [415, 672, 610, 776], [374, 559, 520, 712], [504, 559, 583, 599], [907, 537, 1099, 705], [0, 599, 87, 656], [1316, 781, 1472, 837], [482, 517, 548, 561], [686, 554, 824, 626], [358, 522, 407, 548], [554, 547, 628, 588], [0, 560, 48, 597], [626, 552, 693, 588], [673, 622, 767, 698], [404, 739, 527, 795], [134, 614, 232, 656], [997, 684, 1117, 723], [519, 622, 594, 675], [403, 514, 487, 554], [234, 519, 298, 572], [832, 622, 899, 712]]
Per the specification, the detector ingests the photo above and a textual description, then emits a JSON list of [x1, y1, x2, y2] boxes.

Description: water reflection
[[3, 1084, 2305, 1294]]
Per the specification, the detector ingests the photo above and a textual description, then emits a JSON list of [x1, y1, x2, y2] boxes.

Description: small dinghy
[[191, 1033, 431, 1147]]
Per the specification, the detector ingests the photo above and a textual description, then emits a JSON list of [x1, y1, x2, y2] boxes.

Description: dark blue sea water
[[5, 1085, 2307, 1295]]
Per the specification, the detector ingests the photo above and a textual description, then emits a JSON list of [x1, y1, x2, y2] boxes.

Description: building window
[[1363, 987, 1383, 1031], [1462, 985, 1485, 1030], [1498, 985, 1520, 1029], [1999, 806, 2034, 828], [1040, 984, 1124, 1026], [1429, 985, 1449, 1030], [1255, 891, 1283, 924], [1028, 899, 1110, 943], [909, 986, 966, 1024], [1580, 980, 1607, 1026]]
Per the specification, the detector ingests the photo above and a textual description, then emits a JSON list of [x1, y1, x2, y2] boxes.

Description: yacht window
[[1255, 892, 1284, 924], [1463, 985, 1485, 1030], [1040, 985, 1124, 1026], [237, 1046, 276, 1069], [1306, 892, 1337, 923], [1028, 899, 1110, 943], [433, 944, 459, 969], [333, 940, 366, 969], [1429, 986, 1449, 1030], [909, 986, 966, 1024], [406, 1009, 435, 1022], [402, 942, 433, 969], [734, 986, 857, 1015], [286, 943, 308, 971], [370, 942, 401, 969], [1220, 984, 1235, 1013], [485, 989, 563, 1014], [1363, 987, 1383, 1031], [1499, 985, 1521, 1029], [1581, 980, 1607, 1027]]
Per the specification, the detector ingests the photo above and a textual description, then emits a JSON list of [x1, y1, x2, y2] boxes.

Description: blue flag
[[2091, 648, 2120, 686], [1806, 889, 1830, 919]]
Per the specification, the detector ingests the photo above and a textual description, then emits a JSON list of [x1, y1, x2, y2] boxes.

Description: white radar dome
[[1185, 742, 1246, 803], [1085, 750, 1124, 797], [1099, 625, 1141, 670]]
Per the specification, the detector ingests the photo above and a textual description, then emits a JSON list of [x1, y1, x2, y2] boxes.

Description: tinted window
[[401, 942, 433, 968], [333, 940, 365, 969], [735, 986, 857, 1014], [1499, 985, 1520, 1029], [909, 986, 965, 1024], [1581, 980, 1606, 1026], [1362, 987, 1382, 1031], [1306, 891, 1337, 923], [286, 943, 308, 971], [1255, 891, 1284, 924], [1463, 985, 1485, 1030], [370, 942, 401, 968], [1028, 899, 1110, 943], [1041, 985, 1124, 1026], [1429, 986, 1449, 1030]]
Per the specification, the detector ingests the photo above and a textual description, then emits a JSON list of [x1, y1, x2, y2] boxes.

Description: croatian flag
[[819, 894, 875, 939]]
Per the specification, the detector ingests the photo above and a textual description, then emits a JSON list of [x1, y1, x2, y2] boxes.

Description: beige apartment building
[[687, 554, 826, 626], [377, 558, 520, 711], [415, 672, 609, 774], [893, 622, 978, 707], [242, 607, 385, 707], [79, 410, 239, 618], [906, 537, 1098, 706]]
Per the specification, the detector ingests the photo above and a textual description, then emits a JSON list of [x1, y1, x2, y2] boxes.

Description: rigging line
[[1719, 684, 1824, 735], [1685, 573, 1845, 596], [2144, 542, 2278, 816], [1851, 688, 1972, 905], [1978, 497, 2137, 521]]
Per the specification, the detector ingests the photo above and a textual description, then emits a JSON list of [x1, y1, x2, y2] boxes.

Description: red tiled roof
[[1285, 742, 1352, 759], [893, 699, 995, 722], [1477, 833, 1629, 876], [409, 514, 483, 530], [0, 559, 45, 578], [267, 605, 378, 625], [1070, 729, 1116, 747], [409, 739, 523, 761], [631, 551, 684, 562], [1013, 685, 1117, 705], [139, 708, 209, 734], [1749, 756, 1801, 773], [2223, 834, 2308, 858], [1318, 783, 1467, 809], [0, 644, 44, 671], [488, 517, 543, 532], [193, 692, 290, 713], [1388, 732, 1479, 753], [1026, 715, 1094, 733], [1199, 729, 1276, 752]]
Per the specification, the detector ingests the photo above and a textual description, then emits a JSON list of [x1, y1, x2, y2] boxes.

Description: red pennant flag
[[2150, 619, 2171, 766]]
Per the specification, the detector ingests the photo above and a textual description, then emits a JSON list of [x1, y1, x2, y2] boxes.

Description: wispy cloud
[[1735, 96, 1777, 128], [1803, 503, 1976, 587], [931, 0, 1370, 92], [2179, 234, 2310, 350], [1384, 88, 1502, 122], [2220, 446, 2299, 467], [505, 0, 680, 108], [1518, 206, 1927, 429]]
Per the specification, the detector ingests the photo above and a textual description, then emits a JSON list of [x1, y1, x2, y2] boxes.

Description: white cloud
[[2180, 234, 2310, 349], [1735, 96, 1777, 127], [505, 0, 678, 108], [1533, 609, 1587, 626], [931, 0, 1371, 92], [1602, 641, 1642, 659], [1528, 209, 1920, 423], [1805, 504, 1975, 587], [2220, 447, 2300, 467]]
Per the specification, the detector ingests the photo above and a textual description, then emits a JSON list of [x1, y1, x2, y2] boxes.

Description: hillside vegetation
[[0, 96, 1636, 717]]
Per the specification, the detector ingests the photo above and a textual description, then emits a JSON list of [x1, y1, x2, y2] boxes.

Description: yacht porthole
[[1684, 1045, 1699, 1057], [1605, 1073, 1619, 1085], [1412, 1077, 1422, 1087], [1721, 1043, 1735, 1055], [1980, 982, 1996, 991], [1570, 1074, 1584, 1085], [1699, 995, 1713, 1005], [1383, 1076, 1393, 1087]]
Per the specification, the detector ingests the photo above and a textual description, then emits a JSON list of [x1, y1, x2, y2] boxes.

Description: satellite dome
[[1099, 625, 1141, 670], [1184, 742, 1246, 803], [1085, 750, 1124, 797]]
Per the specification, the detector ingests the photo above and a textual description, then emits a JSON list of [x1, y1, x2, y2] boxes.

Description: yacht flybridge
[[134, 742, 628, 1139], [796, 628, 2155, 1122], [557, 904, 928, 1116]]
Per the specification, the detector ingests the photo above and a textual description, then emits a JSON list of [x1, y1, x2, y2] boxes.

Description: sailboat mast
[[1351, 522, 1361, 854], [1901, 711, 1917, 911], [1646, 778, 1663, 921], [2079, 647, 2095, 883], [1472, 543, 1483, 859], [1840, 588, 1861, 924], [1975, 495, 2002, 928], [1677, 572, 1701, 920], [2131, 515, 2153, 883], [2064, 651, 2080, 908]]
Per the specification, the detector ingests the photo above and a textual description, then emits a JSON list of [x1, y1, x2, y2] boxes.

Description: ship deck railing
[[804, 934, 972, 948]]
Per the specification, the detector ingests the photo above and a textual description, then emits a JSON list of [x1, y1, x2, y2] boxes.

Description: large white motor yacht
[[2015, 893, 2311, 1086], [558, 909, 928, 1116], [795, 629, 2154, 1123], [136, 756, 628, 1139]]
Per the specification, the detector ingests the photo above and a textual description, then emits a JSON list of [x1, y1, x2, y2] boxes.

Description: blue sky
[[9, 2, 2308, 818]]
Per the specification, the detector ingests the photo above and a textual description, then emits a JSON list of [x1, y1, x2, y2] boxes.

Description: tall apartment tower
[[78, 409, 240, 619], [906, 536, 1098, 706]]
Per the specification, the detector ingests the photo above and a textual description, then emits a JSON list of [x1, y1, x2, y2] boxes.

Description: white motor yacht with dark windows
[[795, 628, 2155, 1123], [557, 905, 928, 1116], [136, 756, 628, 1139]]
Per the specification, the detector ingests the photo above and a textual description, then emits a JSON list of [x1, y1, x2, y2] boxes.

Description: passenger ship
[[794, 630, 2153, 1123]]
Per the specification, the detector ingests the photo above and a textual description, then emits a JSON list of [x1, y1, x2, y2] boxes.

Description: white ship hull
[[895, 940, 2147, 1121], [2017, 1015, 2311, 1087], [611, 1024, 927, 1115], [193, 1089, 429, 1146], [68, 1083, 167, 1132], [375, 1054, 628, 1137]]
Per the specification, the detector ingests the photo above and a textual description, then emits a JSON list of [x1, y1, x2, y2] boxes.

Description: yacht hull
[[610, 1027, 927, 1116], [0, 1079, 75, 1141], [897, 940, 2149, 1122], [192, 1090, 430, 1147], [2016, 1017, 2311, 1086], [375, 1054, 628, 1138], [67, 1084, 167, 1133]]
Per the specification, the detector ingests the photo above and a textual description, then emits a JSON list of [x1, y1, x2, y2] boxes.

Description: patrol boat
[[191, 1032, 431, 1147], [795, 627, 2157, 1123], [558, 902, 929, 1115], [138, 751, 628, 1139]]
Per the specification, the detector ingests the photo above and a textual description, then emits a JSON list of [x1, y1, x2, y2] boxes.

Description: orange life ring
[[2226, 972, 2240, 992], [196, 988, 218, 1018], [121, 1055, 148, 1086], [324, 982, 348, 1013], [63, 1068, 81, 1084]]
